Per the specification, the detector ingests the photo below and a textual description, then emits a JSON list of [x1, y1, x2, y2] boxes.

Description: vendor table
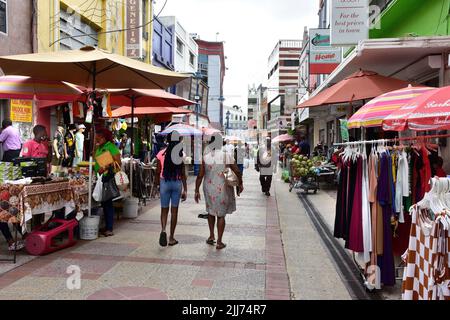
[[0, 178, 89, 263]]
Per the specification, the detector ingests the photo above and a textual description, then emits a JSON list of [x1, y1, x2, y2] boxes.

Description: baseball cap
[[77, 124, 86, 129]]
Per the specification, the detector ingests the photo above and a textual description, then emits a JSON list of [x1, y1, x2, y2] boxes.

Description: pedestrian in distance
[[0, 119, 22, 162], [155, 132, 187, 247], [195, 134, 243, 250], [255, 139, 276, 197]]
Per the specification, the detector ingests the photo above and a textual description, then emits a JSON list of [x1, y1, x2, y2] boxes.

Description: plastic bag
[[92, 174, 103, 202], [114, 162, 129, 191]]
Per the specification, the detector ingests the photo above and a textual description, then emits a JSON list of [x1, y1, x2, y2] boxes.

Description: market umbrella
[[382, 86, 450, 131], [107, 89, 195, 108], [224, 135, 244, 144], [0, 46, 189, 89], [272, 134, 295, 143], [0, 46, 189, 218], [161, 123, 202, 136], [202, 127, 221, 136], [111, 106, 192, 118], [0, 76, 82, 100], [347, 86, 435, 129], [297, 70, 415, 109]]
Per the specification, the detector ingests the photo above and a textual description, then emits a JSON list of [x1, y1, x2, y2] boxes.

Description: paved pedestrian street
[[0, 165, 353, 300]]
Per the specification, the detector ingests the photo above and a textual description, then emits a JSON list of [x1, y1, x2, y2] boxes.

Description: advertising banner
[[309, 29, 342, 74], [10, 99, 33, 123], [331, 0, 369, 46]]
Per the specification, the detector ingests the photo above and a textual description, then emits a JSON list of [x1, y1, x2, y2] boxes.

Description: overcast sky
[[155, 0, 318, 108]]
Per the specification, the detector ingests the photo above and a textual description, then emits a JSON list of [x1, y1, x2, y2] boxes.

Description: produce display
[[290, 155, 319, 178]]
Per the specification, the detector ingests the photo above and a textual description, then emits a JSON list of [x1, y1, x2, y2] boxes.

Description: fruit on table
[[290, 155, 317, 178]]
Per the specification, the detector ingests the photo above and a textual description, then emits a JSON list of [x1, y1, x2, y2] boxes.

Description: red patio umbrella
[[110, 106, 191, 118], [297, 70, 414, 108], [382, 86, 450, 131]]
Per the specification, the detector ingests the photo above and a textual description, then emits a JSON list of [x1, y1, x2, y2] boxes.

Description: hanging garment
[[348, 156, 364, 252], [358, 153, 372, 263], [377, 152, 396, 286], [335, 158, 349, 240], [402, 206, 450, 300], [368, 152, 381, 288], [420, 146, 431, 195], [395, 150, 409, 222]]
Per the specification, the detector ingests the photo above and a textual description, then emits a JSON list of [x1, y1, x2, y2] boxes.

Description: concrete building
[[302, 0, 450, 170], [152, 15, 174, 70], [0, 0, 37, 153], [223, 105, 248, 131], [267, 40, 302, 131], [196, 39, 226, 129], [247, 85, 257, 121], [37, 0, 153, 62]]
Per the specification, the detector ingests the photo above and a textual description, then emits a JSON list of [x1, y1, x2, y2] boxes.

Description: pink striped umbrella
[[348, 86, 435, 129]]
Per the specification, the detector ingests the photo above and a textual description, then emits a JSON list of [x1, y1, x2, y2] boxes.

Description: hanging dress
[[376, 152, 396, 286], [348, 156, 364, 252]]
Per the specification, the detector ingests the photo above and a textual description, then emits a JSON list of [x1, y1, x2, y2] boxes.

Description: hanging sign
[[126, 0, 142, 58], [309, 28, 342, 74], [331, 0, 370, 46], [10, 99, 33, 123]]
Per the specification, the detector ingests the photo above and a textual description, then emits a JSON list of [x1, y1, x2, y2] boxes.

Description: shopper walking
[[155, 133, 187, 247], [195, 136, 243, 250], [94, 127, 121, 237], [0, 119, 22, 162], [256, 142, 275, 196]]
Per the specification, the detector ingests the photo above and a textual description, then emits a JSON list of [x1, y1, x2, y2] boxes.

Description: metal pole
[[88, 64, 97, 217], [196, 76, 200, 129], [130, 95, 135, 198]]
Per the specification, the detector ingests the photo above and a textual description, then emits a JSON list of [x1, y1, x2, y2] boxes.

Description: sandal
[[159, 232, 167, 247], [8, 241, 25, 251], [168, 240, 179, 246], [216, 242, 227, 250], [206, 239, 216, 246]]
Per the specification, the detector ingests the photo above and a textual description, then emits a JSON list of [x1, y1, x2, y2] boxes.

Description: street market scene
[[0, 0, 448, 303]]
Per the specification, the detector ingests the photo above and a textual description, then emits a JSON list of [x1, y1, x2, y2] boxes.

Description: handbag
[[113, 162, 129, 191], [223, 153, 239, 187], [102, 177, 121, 202]]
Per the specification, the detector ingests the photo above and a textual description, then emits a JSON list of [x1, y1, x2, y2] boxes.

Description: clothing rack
[[334, 133, 450, 147]]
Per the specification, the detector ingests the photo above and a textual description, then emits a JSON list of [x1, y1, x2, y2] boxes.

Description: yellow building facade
[[36, 0, 153, 64]]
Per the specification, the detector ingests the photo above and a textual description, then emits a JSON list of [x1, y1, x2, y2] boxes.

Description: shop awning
[[297, 70, 412, 108], [311, 36, 450, 95]]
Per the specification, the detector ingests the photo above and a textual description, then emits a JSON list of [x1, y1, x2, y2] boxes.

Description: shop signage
[[330, 0, 369, 46], [10, 99, 33, 123], [126, 0, 142, 58], [309, 29, 342, 74]]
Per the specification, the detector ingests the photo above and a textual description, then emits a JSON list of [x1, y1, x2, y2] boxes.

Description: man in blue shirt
[[298, 135, 310, 158]]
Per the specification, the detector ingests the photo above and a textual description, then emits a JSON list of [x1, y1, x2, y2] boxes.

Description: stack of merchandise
[[0, 162, 22, 184]]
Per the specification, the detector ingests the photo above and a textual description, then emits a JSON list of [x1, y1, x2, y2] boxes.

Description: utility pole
[[193, 71, 203, 129]]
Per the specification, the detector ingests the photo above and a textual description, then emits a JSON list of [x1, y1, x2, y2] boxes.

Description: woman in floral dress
[[195, 137, 243, 250]]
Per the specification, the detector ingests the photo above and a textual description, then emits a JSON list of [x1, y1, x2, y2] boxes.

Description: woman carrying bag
[[195, 135, 243, 250], [94, 127, 121, 237]]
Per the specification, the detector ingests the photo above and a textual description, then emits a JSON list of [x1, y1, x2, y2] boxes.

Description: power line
[[50, 0, 168, 47]]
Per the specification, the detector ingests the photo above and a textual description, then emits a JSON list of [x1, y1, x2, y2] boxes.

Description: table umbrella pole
[[88, 155, 93, 217], [88, 67, 96, 217], [130, 96, 135, 199]]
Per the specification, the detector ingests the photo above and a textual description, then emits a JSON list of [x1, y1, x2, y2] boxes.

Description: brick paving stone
[[191, 279, 214, 288]]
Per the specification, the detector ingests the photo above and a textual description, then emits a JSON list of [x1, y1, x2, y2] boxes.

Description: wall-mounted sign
[[331, 0, 369, 46], [309, 29, 342, 74], [126, 0, 142, 58], [10, 99, 33, 123]]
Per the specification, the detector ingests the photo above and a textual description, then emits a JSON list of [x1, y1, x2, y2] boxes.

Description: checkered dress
[[402, 205, 450, 300]]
